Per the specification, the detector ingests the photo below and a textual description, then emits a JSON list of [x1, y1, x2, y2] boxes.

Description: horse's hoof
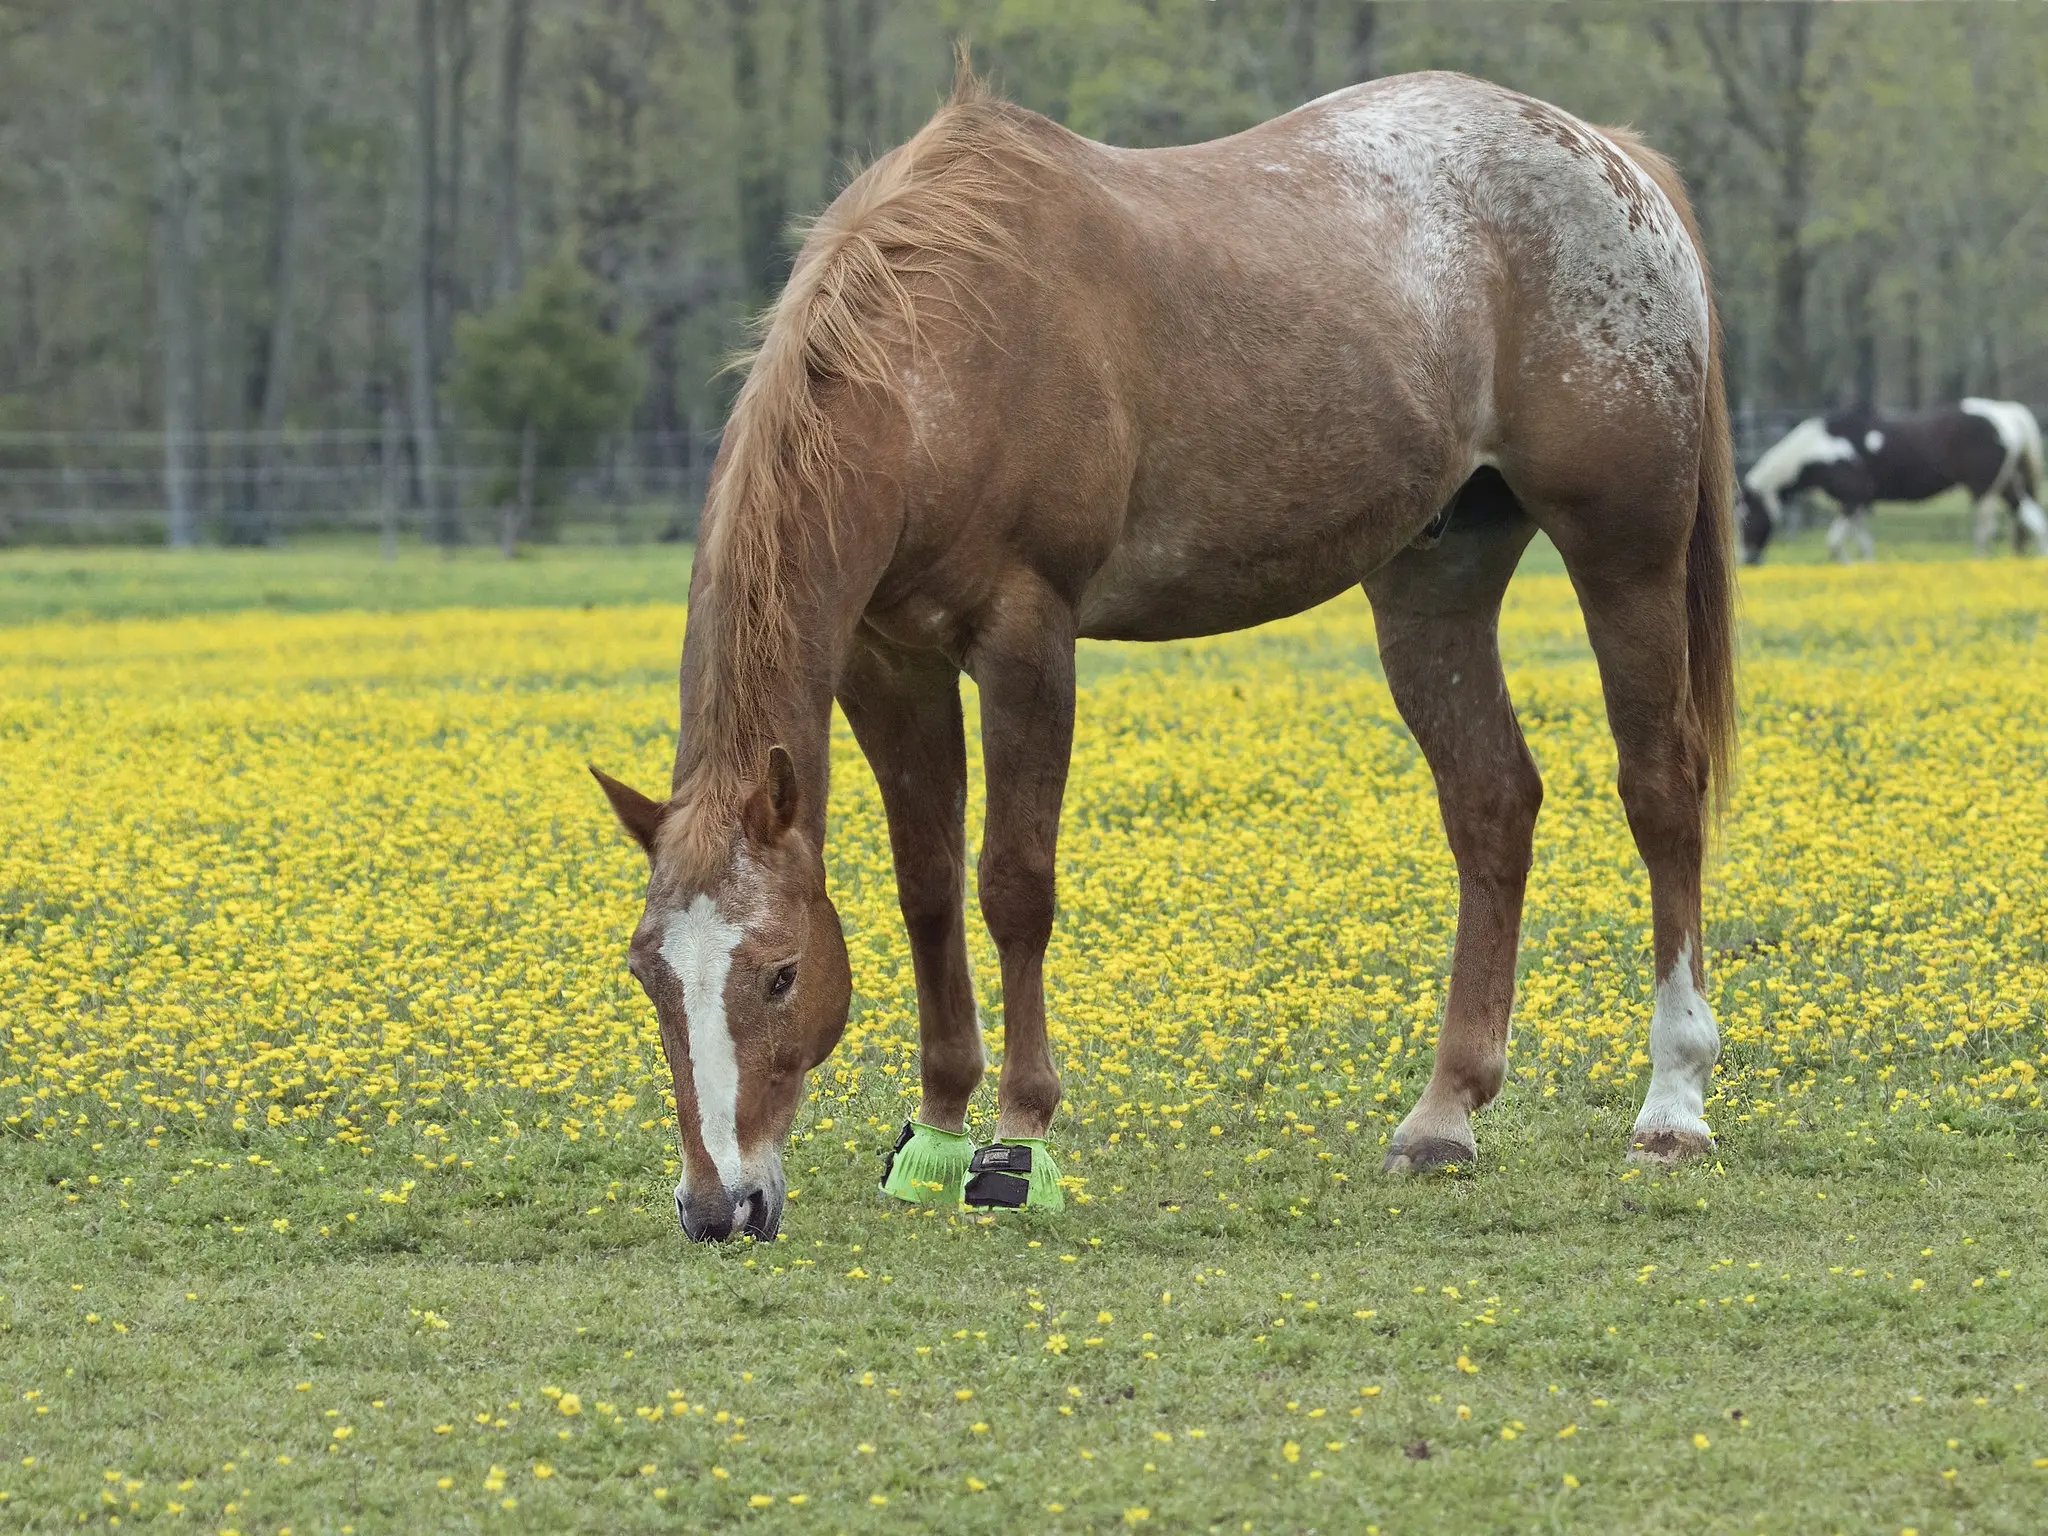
[[1627, 1128, 1715, 1165], [1382, 1137, 1476, 1176]]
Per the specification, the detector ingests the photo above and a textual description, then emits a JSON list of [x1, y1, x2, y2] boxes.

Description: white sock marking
[[1635, 938, 1719, 1138], [2019, 496, 2048, 553], [1973, 495, 2003, 555], [660, 894, 746, 1190]]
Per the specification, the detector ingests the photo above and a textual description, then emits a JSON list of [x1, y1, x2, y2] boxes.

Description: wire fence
[[0, 409, 1909, 547], [0, 429, 718, 546]]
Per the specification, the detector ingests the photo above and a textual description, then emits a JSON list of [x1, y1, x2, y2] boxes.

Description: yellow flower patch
[[1, 564, 2043, 1161]]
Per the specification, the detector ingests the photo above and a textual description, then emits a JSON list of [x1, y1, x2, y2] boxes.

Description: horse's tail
[[2017, 405, 2046, 499], [1603, 126, 1739, 814], [2013, 406, 2048, 554]]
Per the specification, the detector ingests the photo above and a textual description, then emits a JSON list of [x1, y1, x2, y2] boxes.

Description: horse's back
[[1054, 74, 1711, 637], [1087, 72, 1712, 472]]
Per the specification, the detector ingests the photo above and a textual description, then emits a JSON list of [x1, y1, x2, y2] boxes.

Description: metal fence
[[0, 429, 718, 546], [1731, 406, 1815, 473], [0, 409, 1907, 547]]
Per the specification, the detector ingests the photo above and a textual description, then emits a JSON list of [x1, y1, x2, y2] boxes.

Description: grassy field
[[0, 539, 694, 624], [0, 489, 2004, 625], [2, 528, 2045, 1532]]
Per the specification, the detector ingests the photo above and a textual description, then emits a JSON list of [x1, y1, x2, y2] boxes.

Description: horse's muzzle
[[677, 1177, 783, 1243]]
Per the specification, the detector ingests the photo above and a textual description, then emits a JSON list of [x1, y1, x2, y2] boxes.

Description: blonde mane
[[668, 60, 1049, 853]]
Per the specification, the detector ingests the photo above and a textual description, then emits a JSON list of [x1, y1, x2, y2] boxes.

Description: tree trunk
[[381, 400, 403, 559], [255, 0, 304, 543], [1347, 1, 1378, 83], [643, 299, 684, 463], [1902, 290, 1923, 409], [1768, 8, 1815, 407], [725, 0, 789, 304], [1699, 0, 1817, 410], [822, 0, 848, 176], [151, 0, 202, 548], [850, 0, 879, 149], [503, 419, 535, 558], [1285, 0, 1320, 105], [412, 0, 453, 545], [1844, 257, 1876, 410], [442, 0, 476, 347], [493, 0, 531, 300]]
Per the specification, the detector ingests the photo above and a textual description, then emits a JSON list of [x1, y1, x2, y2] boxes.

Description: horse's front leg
[[839, 639, 983, 1203], [962, 584, 1075, 1211]]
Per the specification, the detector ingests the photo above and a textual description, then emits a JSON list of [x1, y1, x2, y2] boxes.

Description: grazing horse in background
[[592, 61, 1737, 1243], [1740, 399, 2048, 563]]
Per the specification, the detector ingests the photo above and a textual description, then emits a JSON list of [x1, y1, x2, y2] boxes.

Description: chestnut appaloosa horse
[[594, 63, 1737, 1241]]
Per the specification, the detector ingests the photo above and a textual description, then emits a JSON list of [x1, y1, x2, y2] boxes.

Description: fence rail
[[0, 410, 1924, 547], [0, 429, 718, 545]]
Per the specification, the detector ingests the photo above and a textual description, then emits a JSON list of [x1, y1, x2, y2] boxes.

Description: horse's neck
[[670, 378, 903, 836], [670, 521, 855, 847]]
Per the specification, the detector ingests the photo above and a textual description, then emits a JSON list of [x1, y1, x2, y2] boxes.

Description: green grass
[[0, 539, 693, 624], [0, 487, 2016, 626], [4, 526, 2046, 1532], [4, 1115, 2042, 1532]]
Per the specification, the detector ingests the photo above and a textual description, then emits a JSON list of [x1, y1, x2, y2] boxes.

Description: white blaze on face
[[1634, 938, 1720, 1139], [660, 894, 746, 1191]]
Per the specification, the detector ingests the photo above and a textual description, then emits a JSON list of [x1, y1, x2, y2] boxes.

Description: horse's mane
[[667, 55, 1048, 854]]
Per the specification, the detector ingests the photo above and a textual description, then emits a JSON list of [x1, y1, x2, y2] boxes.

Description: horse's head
[[1738, 483, 1775, 564], [592, 747, 851, 1242]]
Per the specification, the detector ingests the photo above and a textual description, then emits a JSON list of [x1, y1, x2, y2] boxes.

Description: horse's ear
[[743, 745, 801, 846], [590, 765, 666, 855]]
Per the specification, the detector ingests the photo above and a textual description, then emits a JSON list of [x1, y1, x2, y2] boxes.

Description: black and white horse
[[1740, 399, 2046, 563]]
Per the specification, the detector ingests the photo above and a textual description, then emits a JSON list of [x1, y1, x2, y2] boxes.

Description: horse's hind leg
[[1972, 494, 2002, 556], [1546, 498, 1720, 1161], [2010, 487, 2048, 555], [1367, 475, 1541, 1173]]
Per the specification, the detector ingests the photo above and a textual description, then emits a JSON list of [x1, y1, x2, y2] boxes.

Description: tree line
[[0, 1, 2042, 542]]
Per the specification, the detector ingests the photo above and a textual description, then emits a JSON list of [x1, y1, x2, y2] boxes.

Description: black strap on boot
[[877, 1120, 916, 1193], [963, 1142, 1033, 1208]]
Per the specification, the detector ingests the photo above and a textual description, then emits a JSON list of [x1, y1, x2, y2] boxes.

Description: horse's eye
[[766, 962, 797, 1001]]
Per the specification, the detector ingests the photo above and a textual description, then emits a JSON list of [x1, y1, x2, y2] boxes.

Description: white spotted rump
[[660, 894, 746, 1190]]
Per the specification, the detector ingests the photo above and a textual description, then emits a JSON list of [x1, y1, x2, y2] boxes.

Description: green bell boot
[[879, 1120, 975, 1204]]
